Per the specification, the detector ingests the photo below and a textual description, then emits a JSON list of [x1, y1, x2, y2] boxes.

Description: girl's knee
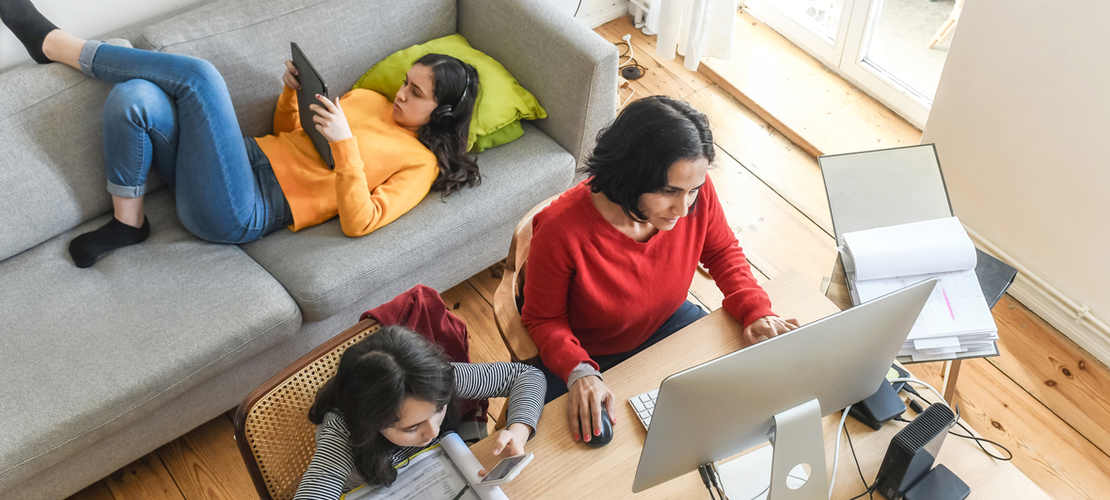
[[179, 57, 225, 92], [104, 79, 173, 123]]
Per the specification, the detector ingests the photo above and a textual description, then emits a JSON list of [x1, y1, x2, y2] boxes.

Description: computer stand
[[718, 398, 829, 500]]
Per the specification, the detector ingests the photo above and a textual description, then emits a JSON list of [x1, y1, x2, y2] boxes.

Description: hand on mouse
[[742, 315, 800, 346], [567, 375, 615, 442]]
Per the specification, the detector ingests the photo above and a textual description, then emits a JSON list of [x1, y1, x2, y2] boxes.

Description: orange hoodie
[[254, 86, 438, 237]]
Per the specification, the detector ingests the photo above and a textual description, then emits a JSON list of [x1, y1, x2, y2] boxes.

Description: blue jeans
[[81, 41, 291, 243], [538, 300, 709, 403]]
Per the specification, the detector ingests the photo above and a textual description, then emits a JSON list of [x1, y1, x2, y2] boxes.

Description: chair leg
[[494, 399, 510, 431]]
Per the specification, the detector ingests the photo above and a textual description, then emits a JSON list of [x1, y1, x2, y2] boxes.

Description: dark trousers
[[538, 300, 708, 403]]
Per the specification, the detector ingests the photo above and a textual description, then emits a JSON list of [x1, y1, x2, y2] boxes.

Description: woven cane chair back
[[234, 319, 381, 500]]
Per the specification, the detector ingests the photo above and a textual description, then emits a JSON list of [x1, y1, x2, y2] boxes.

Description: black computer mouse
[[581, 405, 614, 447]]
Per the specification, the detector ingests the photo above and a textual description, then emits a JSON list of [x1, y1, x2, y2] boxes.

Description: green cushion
[[353, 34, 546, 153]]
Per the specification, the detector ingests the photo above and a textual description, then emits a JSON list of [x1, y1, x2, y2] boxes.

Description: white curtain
[[645, 0, 736, 71]]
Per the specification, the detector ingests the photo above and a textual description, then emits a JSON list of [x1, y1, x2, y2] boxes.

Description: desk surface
[[470, 270, 1048, 499]]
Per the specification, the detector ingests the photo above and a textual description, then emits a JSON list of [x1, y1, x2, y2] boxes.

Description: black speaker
[[874, 403, 955, 499]]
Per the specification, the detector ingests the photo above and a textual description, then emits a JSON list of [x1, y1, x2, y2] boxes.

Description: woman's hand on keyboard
[[568, 375, 615, 442], [742, 315, 800, 346]]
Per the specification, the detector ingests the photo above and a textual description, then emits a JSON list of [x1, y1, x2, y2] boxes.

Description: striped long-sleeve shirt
[[292, 362, 546, 500]]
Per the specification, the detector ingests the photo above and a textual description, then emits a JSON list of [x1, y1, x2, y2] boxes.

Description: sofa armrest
[[458, 0, 617, 169]]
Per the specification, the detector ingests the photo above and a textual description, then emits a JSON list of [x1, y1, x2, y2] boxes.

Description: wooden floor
[[67, 15, 1110, 500]]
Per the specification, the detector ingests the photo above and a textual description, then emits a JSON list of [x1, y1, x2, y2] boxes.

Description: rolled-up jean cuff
[[78, 40, 103, 78], [106, 180, 149, 198]]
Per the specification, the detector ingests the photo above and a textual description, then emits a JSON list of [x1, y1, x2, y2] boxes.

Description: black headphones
[[431, 63, 471, 121]]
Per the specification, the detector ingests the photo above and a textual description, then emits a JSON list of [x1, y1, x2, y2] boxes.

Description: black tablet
[[290, 42, 335, 169]]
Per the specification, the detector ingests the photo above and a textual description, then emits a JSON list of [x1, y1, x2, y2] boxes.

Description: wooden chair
[[927, 0, 965, 49], [233, 318, 381, 500], [492, 196, 559, 367]]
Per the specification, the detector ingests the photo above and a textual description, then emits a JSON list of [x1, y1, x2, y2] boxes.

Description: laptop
[[290, 42, 335, 169]]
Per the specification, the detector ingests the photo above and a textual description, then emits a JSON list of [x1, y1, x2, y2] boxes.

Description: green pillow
[[353, 34, 546, 153]]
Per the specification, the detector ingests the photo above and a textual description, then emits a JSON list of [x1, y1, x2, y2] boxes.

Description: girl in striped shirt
[[293, 325, 546, 499]]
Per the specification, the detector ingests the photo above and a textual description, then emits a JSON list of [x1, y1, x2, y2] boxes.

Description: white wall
[[922, 1, 1110, 355], [0, 0, 207, 70], [1, 0, 628, 70]]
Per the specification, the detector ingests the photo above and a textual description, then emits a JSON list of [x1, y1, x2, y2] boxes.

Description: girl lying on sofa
[[0, 0, 481, 268], [295, 325, 545, 499]]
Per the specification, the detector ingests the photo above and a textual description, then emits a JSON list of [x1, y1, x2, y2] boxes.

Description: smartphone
[[477, 453, 534, 486]]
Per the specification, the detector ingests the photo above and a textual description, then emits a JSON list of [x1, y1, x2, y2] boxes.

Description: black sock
[[0, 0, 58, 64], [68, 217, 150, 268]]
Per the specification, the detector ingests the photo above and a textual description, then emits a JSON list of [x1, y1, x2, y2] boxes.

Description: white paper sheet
[[856, 269, 995, 340], [843, 217, 977, 281], [343, 434, 508, 500]]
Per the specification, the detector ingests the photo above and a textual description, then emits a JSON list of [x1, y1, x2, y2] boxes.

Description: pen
[[451, 484, 470, 500]]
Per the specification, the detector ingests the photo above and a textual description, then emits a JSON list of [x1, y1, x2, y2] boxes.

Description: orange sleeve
[[329, 139, 437, 237], [273, 86, 301, 134]]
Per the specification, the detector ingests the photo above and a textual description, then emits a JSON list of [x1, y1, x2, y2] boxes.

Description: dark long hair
[[308, 325, 459, 486], [415, 54, 482, 197], [581, 95, 714, 221]]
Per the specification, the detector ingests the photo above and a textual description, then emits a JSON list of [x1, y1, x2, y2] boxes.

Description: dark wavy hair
[[308, 325, 459, 487], [414, 54, 482, 197], [581, 95, 714, 221]]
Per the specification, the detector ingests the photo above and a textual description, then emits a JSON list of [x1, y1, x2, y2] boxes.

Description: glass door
[[744, 0, 858, 65], [745, 0, 959, 128]]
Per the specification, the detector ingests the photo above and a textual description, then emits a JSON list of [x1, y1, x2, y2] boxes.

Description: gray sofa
[[0, 1, 616, 498]]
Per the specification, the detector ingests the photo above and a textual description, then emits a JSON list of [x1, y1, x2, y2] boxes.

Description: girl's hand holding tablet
[[310, 94, 353, 142]]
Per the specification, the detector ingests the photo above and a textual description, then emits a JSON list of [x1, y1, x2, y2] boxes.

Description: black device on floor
[[902, 464, 970, 500], [875, 403, 955, 500], [850, 379, 907, 430]]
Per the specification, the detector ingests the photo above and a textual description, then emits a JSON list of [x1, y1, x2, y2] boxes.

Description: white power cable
[[828, 404, 852, 499], [619, 34, 635, 67], [620, 87, 637, 108], [828, 377, 948, 499]]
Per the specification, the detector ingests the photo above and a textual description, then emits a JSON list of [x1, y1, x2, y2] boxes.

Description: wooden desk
[[471, 270, 1048, 499]]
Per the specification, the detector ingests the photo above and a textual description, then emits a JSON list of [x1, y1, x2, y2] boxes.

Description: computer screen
[[632, 278, 937, 495]]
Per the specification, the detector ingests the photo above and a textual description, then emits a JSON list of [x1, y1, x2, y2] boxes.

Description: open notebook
[[842, 216, 998, 361], [342, 433, 509, 500]]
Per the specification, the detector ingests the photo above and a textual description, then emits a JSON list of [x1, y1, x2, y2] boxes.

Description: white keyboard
[[628, 388, 659, 430]]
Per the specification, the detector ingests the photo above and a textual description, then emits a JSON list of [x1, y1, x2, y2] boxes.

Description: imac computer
[[631, 278, 937, 498]]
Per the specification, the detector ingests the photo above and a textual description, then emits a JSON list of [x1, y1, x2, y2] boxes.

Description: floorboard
[[67, 481, 116, 500], [156, 415, 257, 500], [102, 453, 185, 500], [987, 295, 1110, 455]]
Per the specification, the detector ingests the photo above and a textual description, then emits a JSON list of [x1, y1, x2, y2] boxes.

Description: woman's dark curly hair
[[414, 54, 482, 197], [308, 325, 459, 487], [580, 95, 714, 221]]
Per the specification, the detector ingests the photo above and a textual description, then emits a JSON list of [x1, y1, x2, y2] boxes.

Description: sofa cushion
[[0, 63, 122, 262], [242, 122, 574, 321], [351, 33, 548, 153], [0, 189, 302, 490], [140, 0, 457, 138]]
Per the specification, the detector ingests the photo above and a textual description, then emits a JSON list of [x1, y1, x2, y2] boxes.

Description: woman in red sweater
[[521, 96, 799, 443]]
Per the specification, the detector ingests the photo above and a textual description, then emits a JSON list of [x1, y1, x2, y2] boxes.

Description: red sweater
[[521, 177, 775, 380]]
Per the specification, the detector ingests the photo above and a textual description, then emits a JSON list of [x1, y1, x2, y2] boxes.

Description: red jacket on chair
[[360, 284, 489, 438]]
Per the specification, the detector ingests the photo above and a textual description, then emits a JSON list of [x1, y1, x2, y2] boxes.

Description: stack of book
[[841, 216, 999, 361]]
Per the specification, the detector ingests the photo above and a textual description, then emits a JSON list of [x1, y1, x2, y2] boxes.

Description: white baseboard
[[579, 0, 631, 29], [964, 226, 1110, 368]]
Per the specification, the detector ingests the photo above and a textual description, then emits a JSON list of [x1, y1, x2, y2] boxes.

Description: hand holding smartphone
[[477, 453, 534, 486]]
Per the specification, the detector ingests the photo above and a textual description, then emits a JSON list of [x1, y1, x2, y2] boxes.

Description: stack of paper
[[842, 217, 999, 361]]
